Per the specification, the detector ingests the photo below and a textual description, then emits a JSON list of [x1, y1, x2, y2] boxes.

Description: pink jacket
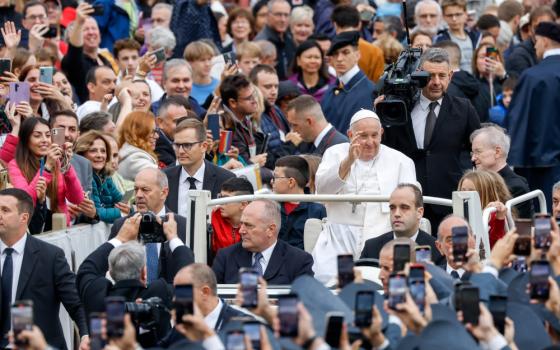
[[8, 159, 85, 225], [0, 134, 18, 164]]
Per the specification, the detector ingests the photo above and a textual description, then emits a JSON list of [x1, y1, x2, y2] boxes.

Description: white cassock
[[312, 143, 417, 284]]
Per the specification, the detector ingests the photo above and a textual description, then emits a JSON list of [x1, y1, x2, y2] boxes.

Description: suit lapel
[[202, 161, 216, 196], [427, 94, 451, 149], [167, 166, 182, 212], [263, 242, 283, 281], [233, 245, 253, 270], [16, 236, 40, 299], [316, 128, 334, 155]]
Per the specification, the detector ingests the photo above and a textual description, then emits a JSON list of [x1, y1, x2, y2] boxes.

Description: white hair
[[470, 124, 511, 158], [290, 5, 314, 25], [149, 26, 176, 52], [414, 0, 442, 18]]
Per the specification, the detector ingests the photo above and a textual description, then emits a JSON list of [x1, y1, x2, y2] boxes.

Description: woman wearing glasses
[[117, 111, 159, 181]]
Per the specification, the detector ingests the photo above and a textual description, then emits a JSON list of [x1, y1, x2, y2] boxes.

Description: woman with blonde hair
[[458, 169, 512, 247], [117, 111, 159, 181]]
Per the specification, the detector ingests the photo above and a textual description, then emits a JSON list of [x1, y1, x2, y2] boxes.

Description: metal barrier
[[505, 190, 547, 228]]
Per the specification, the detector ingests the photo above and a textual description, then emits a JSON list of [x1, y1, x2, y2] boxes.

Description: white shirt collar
[[313, 124, 334, 147], [256, 240, 277, 266], [180, 161, 206, 184], [446, 264, 465, 277], [0, 234, 27, 256], [392, 230, 419, 242], [156, 207, 166, 217], [419, 93, 443, 111], [544, 48, 560, 59], [338, 65, 360, 85], [204, 298, 223, 330]]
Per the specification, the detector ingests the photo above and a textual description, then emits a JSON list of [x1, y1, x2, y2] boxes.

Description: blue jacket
[[92, 173, 123, 223], [92, 0, 130, 53], [260, 105, 295, 168], [279, 201, 326, 250]]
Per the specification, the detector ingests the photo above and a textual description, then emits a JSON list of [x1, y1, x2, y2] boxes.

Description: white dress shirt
[[0, 234, 27, 303], [393, 230, 419, 242], [253, 241, 277, 274], [204, 298, 223, 330], [446, 264, 465, 278], [544, 48, 560, 59], [410, 93, 444, 149], [313, 124, 334, 148], [178, 162, 206, 220], [338, 65, 360, 85]]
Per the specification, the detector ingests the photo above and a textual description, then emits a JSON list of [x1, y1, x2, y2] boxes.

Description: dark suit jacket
[[359, 230, 444, 264], [382, 94, 481, 213], [212, 240, 314, 284], [155, 130, 176, 167], [0, 235, 88, 350], [298, 126, 348, 156], [164, 160, 235, 213], [109, 212, 194, 283], [498, 165, 533, 218]]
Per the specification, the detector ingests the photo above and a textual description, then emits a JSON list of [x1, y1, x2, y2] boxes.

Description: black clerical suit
[[498, 165, 533, 218]]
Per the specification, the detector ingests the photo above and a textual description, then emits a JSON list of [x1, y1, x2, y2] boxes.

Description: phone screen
[[514, 219, 532, 256], [337, 254, 354, 289], [534, 215, 552, 250], [324, 314, 344, 348], [153, 48, 166, 64], [240, 268, 258, 308], [208, 114, 220, 140], [0, 59, 11, 75], [89, 313, 105, 350], [39, 67, 54, 84], [530, 260, 551, 300], [489, 295, 507, 334], [104, 297, 125, 339], [393, 244, 410, 272], [408, 265, 425, 312], [243, 322, 261, 350], [174, 284, 194, 323], [452, 226, 468, 263], [415, 246, 431, 263], [278, 294, 299, 337], [460, 286, 480, 325], [11, 300, 33, 346], [226, 331, 245, 350], [388, 273, 407, 310], [486, 47, 499, 60], [354, 291, 374, 327]]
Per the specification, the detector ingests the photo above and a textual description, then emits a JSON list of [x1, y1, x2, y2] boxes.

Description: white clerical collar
[[419, 93, 443, 111], [393, 230, 419, 241], [338, 65, 360, 85], [544, 48, 560, 59], [313, 124, 333, 147]]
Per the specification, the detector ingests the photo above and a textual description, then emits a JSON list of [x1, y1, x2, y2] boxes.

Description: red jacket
[[211, 209, 241, 255], [489, 211, 506, 248]]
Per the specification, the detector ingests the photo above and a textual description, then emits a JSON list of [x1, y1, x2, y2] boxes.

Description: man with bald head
[[379, 238, 416, 292], [212, 200, 314, 284], [312, 109, 416, 283], [435, 215, 476, 279]]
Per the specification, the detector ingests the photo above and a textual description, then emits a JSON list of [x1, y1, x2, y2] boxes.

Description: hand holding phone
[[514, 219, 532, 256], [458, 286, 480, 325], [174, 284, 194, 323], [51, 127, 65, 146], [408, 264, 426, 313], [104, 297, 125, 339], [388, 273, 407, 310], [530, 260, 551, 301], [534, 214, 552, 250], [415, 245, 431, 263], [324, 313, 344, 348], [451, 226, 468, 264], [11, 300, 33, 347], [239, 268, 259, 308], [207, 114, 220, 140], [337, 254, 354, 289], [354, 291, 374, 327], [393, 244, 410, 272], [278, 294, 299, 337]]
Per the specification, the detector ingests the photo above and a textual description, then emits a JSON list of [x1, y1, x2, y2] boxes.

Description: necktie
[[252, 252, 264, 276], [450, 270, 460, 280], [187, 177, 197, 190], [423, 101, 438, 149], [1, 248, 14, 338], [145, 243, 159, 284]]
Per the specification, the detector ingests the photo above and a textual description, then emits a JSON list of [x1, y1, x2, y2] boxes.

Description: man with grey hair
[[312, 109, 416, 284], [212, 199, 314, 284], [552, 181, 560, 218], [377, 47, 481, 229], [285, 94, 348, 155], [148, 27, 176, 64], [152, 3, 173, 28], [470, 125, 533, 218], [414, 0, 443, 37], [435, 215, 476, 279]]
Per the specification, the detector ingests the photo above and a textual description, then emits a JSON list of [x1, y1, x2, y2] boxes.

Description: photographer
[[108, 168, 194, 283], [76, 215, 182, 347]]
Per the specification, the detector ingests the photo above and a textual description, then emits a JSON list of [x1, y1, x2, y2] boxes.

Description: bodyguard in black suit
[[285, 95, 348, 156], [213, 200, 314, 284], [360, 184, 443, 264], [0, 189, 88, 350], [378, 48, 481, 227], [154, 95, 192, 167], [163, 118, 235, 215]]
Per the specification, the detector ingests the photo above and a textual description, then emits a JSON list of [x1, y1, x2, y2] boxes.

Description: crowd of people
[[0, 0, 560, 348]]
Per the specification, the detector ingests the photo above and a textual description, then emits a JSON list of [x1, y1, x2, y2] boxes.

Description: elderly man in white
[[312, 109, 417, 284]]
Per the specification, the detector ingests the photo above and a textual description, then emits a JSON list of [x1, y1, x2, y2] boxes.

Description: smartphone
[[486, 46, 499, 60], [152, 47, 166, 64], [511, 256, 527, 272], [514, 219, 532, 256], [453, 281, 470, 311], [459, 286, 480, 325], [530, 260, 551, 301], [219, 130, 233, 154], [0, 58, 11, 75], [360, 9, 375, 22], [534, 214, 552, 250], [324, 313, 345, 348], [207, 114, 220, 140], [354, 291, 374, 328], [11, 300, 33, 347], [451, 226, 469, 264], [415, 245, 431, 263], [8, 82, 30, 104], [104, 297, 125, 339], [239, 268, 259, 308], [393, 244, 410, 272], [174, 284, 194, 323], [337, 254, 354, 289], [223, 51, 237, 65], [92, 3, 104, 16], [225, 330, 245, 350], [121, 189, 135, 203], [43, 26, 57, 38], [278, 294, 299, 337], [51, 127, 65, 146], [39, 66, 54, 85], [408, 264, 426, 313], [243, 321, 261, 350], [89, 312, 105, 350], [489, 295, 507, 334], [258, 133, 270, 154], [388, 273, 407, 310]]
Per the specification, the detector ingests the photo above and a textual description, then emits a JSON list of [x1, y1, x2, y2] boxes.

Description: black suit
[[164, 160, 236, 213], [212, 240, 314, 284], [359, 230, 444, 264], [498, 165, 533, 218], [76, 242, 176, 347], [0, 235, 88, 350], [155, 130, 176, 167], [382, 93, 481, 225], [108, 212, 194, 283], [298, 127, 348, 156]]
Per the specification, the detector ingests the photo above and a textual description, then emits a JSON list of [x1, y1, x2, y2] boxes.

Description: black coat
[[0, 235, 88, 350], [447, 70, 491, 123], [108, 213, 194, 283], [505, 39, 537, 78], [298, 127, 348, 156], [498, 165, 533, 219], [359, 230, 444, 265], [212, 240, 314, 284], [155, 130, 176, 167]]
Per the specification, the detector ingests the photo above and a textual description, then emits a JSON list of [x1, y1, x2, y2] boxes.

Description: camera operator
[[77, 215, 187, 347], [108, 168, 194, 283]]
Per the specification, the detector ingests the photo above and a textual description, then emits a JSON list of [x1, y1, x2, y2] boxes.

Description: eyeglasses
[[26, 14, 47, 21], [172, 141, 203, 151], [238, 93, 256, 102]]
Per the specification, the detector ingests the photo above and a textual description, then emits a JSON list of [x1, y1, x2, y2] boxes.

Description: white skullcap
[[349, 109, 380, 127]]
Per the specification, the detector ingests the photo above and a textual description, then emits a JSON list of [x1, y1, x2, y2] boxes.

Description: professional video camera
[[375, 0, 431, 127], [138, 211, 167, 243], [125, 297, 168, 330]]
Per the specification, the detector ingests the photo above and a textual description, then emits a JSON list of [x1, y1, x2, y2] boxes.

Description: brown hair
[[441, 0, 467, 12], [472, 43, 504, 77], [75, 130, 114, 176], [113, 39, 142, 59], [236, 41, 263, 60], [184, 41, 215, 62], [117, 111, 158, 159], [458, 170, 512, 209], [175, 118, 206, 141], [12, 48, 34, 75], [226, 7, 256, 38]]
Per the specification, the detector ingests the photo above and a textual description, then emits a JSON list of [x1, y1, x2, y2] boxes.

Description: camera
[[138, 211, 167, 243], [125, 297, 167, 330]]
